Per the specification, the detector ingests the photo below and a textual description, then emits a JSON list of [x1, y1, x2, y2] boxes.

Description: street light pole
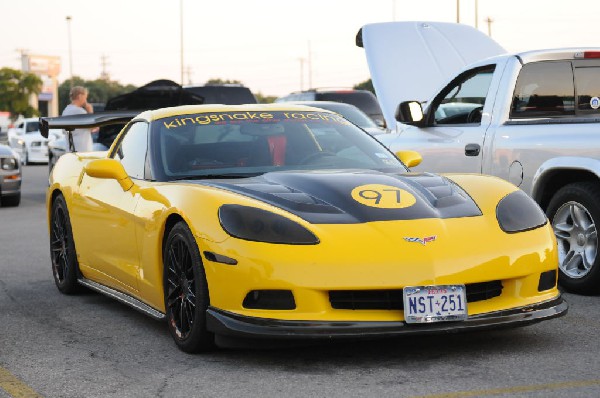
[[66, 16, 73, 88], [180, 0, 184, 86]]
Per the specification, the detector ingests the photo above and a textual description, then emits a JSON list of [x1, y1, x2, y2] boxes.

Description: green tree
[[254, 92, 277, 103], [58, 77, 137, 111], [0, 68, 43, 119], [353, 78, 375, 94], [205, 78, 243, 85]]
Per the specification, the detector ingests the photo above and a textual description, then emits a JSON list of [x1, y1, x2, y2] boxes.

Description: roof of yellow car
[[137, 103, 337, 121]]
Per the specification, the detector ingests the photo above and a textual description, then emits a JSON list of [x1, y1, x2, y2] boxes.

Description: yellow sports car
[[41, 104, 567, 353]]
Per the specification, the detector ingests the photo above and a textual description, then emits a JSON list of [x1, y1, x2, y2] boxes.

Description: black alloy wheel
[[164, 222, 214, 353], [50, 195, 80, 293]]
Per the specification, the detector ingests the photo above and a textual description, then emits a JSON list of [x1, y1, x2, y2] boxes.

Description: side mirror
[[84, 158, 133, 191], [395, 150, 422, 168], [395, 101, 424, 125]]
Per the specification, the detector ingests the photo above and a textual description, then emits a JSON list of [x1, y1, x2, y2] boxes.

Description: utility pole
[[456, 0, 460, 23], [100, 54, 110, 80], [298, 58, 305, 91], [17, 48, 29, 71], [307, 41, 313, 90], [185, 65, 193, 85], [475, 0, 479, 29], [485, 16, 494, 37]]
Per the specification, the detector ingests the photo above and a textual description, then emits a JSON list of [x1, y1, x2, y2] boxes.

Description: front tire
[[547, 182, 600, 294], [50, 195, 80, 294], [22, 144, 28, 166], [163, 222, 214, 353], [1, 193, 20, 207]]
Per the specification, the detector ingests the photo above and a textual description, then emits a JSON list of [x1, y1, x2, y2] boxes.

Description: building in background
[[21, 54, 61, 117]]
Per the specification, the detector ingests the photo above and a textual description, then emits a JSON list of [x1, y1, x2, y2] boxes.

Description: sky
[[1, 0, 599, 97]]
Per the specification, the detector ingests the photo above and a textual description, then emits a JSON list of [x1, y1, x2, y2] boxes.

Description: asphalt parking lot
[[1, 165, 599, 398]]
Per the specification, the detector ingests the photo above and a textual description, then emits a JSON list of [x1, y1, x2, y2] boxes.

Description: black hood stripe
[[186, 170, 482, 224]]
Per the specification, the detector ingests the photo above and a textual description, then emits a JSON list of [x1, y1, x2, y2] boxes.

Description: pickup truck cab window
[[574, 60, 600, 114], [511, 61, 575, 118], [433, 66, 495, 125]]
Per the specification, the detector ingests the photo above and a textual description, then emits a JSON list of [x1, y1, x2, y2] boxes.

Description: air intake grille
[[329, 280, 503, 310]]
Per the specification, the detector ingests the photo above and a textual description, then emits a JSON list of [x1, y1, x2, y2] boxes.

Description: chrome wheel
[[552, 201, 598, 279]]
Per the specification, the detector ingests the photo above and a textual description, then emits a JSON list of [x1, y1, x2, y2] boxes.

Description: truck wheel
[[546, 182, 600, 294]]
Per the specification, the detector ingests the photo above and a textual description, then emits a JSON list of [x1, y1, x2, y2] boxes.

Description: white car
[[8, 118, 62, 165]]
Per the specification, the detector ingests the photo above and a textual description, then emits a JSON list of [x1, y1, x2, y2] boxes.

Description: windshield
[[150, 110, 405, 181], [316, 103, 378, 129], [318, 92, 382, 116], [26, 121, 40, 133]]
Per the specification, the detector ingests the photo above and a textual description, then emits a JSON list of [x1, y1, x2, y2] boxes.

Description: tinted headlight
[[496, 190, 547, 233], [219, 205, 319, 244], [1, 158, 18, 171]]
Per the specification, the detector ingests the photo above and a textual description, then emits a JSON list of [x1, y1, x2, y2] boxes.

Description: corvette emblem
[[404, 236, 437, 245]]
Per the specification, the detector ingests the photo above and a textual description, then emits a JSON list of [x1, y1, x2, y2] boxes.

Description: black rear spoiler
[[39, 111, 139, 138]]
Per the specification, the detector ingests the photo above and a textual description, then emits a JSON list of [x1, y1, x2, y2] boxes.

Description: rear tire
[[22, 144, 28, 166], [50, 195, 80, 294], [163, 222, 214, 353], [546, 182, 600, 294]]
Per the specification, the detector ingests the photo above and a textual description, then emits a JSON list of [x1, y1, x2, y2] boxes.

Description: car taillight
[[575, 51, 600, 59]]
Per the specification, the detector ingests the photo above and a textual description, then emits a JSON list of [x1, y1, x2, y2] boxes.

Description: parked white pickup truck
[[360, 21, 600, 294]]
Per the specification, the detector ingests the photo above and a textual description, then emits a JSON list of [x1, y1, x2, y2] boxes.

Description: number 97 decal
[[351, 184, 417, 209]]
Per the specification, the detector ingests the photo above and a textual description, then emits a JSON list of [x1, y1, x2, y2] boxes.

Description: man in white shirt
[[61, 86, 95, 152]]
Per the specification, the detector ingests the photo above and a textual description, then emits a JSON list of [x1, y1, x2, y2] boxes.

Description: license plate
[[403, 285, 467, 324]]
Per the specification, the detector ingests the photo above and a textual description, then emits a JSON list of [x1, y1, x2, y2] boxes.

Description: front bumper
[[207, 295, 567, 340], [0, 175, 21, 195]]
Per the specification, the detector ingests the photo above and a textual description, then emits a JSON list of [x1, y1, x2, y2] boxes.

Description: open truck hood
[[357, 21, 506, 129]]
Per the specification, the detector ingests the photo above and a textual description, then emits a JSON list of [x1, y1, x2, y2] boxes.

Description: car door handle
[[465, 143, 480, 157]]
